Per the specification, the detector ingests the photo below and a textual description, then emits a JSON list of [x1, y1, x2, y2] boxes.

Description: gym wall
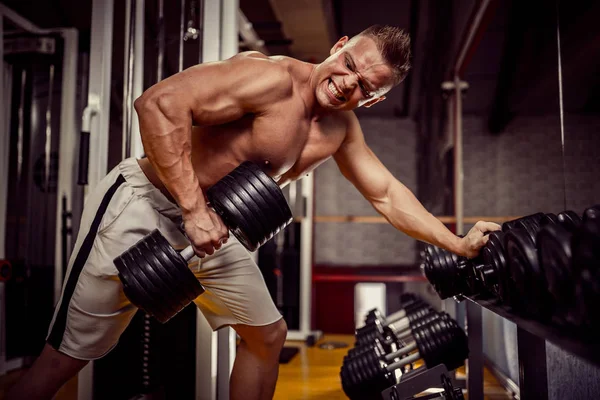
[[314, 116, 418, 266]]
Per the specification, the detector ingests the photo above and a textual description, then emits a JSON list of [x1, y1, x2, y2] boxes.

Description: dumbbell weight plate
[[583, 205, 600, 221], [207, 182, 259, 251], [516, 219, 539, 245], [432, 247, 456, 299], [145, 231, 204, 303], [504, 228, 539, 315], [571, 217, 600, 274], [502, 212, 544, 233], [136, 237, 192, 312], [232, 167, 289, 235], [572, 268, 600, 329], [220, 175, 272, 246], [238, 162, 293, 228], [116, 250, 173, 322], [130, 245, 187, 315], [557, 211, 582, 232], [480, 231, 507, 299], [539, 213, 559, 226], [537, 223, 574, 323], [229, 169, 283, 236]]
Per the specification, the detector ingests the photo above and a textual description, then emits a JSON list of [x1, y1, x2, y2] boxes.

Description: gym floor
[[0, 334, 512, 400]]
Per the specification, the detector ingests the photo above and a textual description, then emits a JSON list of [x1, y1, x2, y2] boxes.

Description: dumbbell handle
[[383, 341, 417, 362], [385, 308, 408, 324], [385, 350, 420, 372], [388, 315, 411, 332], [180, 246, 196, 262]]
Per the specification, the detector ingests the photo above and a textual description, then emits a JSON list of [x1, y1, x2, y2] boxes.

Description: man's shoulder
[[229, 52, 294, 95]]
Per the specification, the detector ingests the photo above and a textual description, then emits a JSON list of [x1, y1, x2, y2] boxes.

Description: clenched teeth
[[328, 80, 345, 102]]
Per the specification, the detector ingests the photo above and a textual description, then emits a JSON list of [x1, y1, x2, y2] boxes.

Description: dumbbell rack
[[462, 295, 600, 400]]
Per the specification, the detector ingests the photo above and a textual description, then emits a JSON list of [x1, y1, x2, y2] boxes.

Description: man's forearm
[[134, 94, 205, 214], [376, 181, 463, 255]]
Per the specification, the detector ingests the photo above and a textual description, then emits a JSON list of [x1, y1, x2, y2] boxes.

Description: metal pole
[[157, 0, 165, 81], [0, 11, 6, 261], [122, 0, 135, 160], [53, 28, 78, 302], [195, 3, 219, 398], [466, 301, 484, 400], [454, 76, 464, 236], [179, 0, 185, 72], [84, 0, 114, 196], [78, 1, 115, 396], [220, 0, 238, 60], [0, 10, 5, 377], [299, 173, 314, 335], [517, 327, 548, 399], [130, 0, 145, 158], [454, 0, 494, 77]]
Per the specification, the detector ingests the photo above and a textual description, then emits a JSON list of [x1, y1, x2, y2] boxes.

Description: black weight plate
[[430, 247, 453, 298], [130, 246, 182, 317], [571, 217, 600, 273], [583, 204, 600, 222], [504, 228, 541, 316], [502, 213, 545, 233], [229, 169, 282, 237], [124, 248, 175, 322], [215, 179, 264, 250], [483, 231, 509, 300], [232, 167, 288, 235], [144, 233, 200, 304], [537, 223, 574, 321], [147, 231, 205, 301], [138, 235, 192, 307], [557, 210, 582, 233], [220, 175, 272, 246], [238, 162, 293, 227], [516, 219, 538, 245], [540, 213, 559, 226], [118, 250, 171, 321], [207, 182, 258, 251], [114, 255, 148, 312], [574, 268, 600, 329], [136, 239, 190, 312]]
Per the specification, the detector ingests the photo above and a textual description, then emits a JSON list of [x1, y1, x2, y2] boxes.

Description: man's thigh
[[192, 238, 283, 331], [46, 164, 187, 360]]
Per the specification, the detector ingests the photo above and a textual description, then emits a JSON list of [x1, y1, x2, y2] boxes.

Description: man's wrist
[[450, 235, 465, 257]]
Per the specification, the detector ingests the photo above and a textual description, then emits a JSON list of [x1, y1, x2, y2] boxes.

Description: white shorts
[[46, 158, 282, 360]]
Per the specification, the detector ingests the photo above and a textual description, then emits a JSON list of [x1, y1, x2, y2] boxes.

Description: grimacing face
[[315, 35, 395, 111]]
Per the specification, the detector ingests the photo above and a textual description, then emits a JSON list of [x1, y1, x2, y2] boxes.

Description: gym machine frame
[[0, 4, 79, 376]]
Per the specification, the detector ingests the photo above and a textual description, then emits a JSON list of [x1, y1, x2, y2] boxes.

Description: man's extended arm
[[133, 53, 292, 256], [333, 113, 499, 258]]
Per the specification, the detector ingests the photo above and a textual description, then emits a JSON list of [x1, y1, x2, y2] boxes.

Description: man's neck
[[296, 62, 331, 119]]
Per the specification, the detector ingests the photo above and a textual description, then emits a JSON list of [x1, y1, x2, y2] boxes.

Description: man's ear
[[364, 96, 386, 108], [330, 36, 349, 55]]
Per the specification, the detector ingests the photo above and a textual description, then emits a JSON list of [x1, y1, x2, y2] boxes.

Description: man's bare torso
[[140, 52, 350, 195]]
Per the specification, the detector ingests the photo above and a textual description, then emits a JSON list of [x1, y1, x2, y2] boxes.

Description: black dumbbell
[[340, 316, 468, 400], [355, 302, 434, 346], [386, 373, 464, 400], [113, 162, 293, 323], [363, 293, 421, 327], [567, 207, 600, 328], [505, 210, 581, 319], [347, 311, 446, 361]]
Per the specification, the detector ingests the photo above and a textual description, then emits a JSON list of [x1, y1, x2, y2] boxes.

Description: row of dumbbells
[[421, 204, 600, 328], [340, 294, 468, 400]]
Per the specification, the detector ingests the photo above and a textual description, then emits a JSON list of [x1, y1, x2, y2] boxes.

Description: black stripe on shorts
[[48, 174, 126, 349]]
